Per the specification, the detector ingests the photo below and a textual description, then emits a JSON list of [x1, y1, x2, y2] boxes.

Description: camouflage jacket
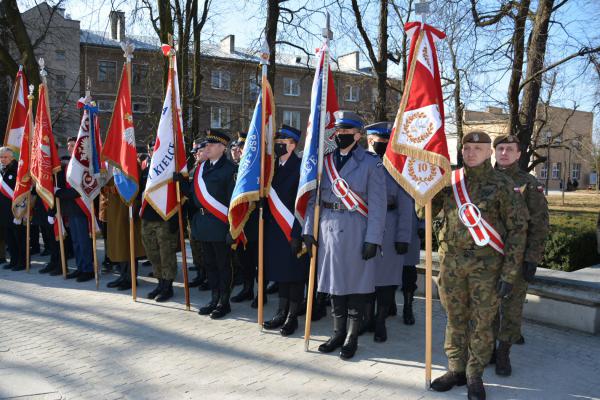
[[428, 160, 529, 284], [495, 162, 549, 264]]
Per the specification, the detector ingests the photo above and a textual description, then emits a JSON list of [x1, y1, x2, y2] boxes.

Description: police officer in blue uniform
[[263, 125, 308, 336], [303, 111, 386, 359]]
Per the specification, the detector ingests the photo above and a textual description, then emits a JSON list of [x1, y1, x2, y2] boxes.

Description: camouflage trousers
[[141, 220, 178, 281], [495, 273, 528, 344], [438, 251, 502, 378]]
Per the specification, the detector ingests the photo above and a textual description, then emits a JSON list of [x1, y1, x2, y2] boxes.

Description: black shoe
[[264, 310, 287, 330], [107, 275, 125, 288], [147, 279, 164, 300], [49, 267, 63, 276], [199, 290, 219, 315], [403, 290, 415, 325], [2, 263, 14, 270], [210, 303, 231, 319], [39, 263, 55, 274], [117, 280, 133, 291], [66, 270, 81, 279], [467, 376, 486, 400], [231, 282, 254, 303], [430, 371, 467, 392], [76, 271, 95, 282], [495, 341, 512, 376], [318, 333, 346, 353], [280, 315, 298, 336], [266, 281, 279, 294], [155, 280, 174, 302], [340, 317, 360, 359], [515, 335, 525, 345], [11, 265, 26, 271]]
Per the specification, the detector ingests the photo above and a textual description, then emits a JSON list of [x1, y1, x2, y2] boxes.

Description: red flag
[[101, 62, 139, 205], [30, 83, 61, 209], [383, 22, 451, 206], [12, 88, 34, 220], [4, 67, 28, 154]]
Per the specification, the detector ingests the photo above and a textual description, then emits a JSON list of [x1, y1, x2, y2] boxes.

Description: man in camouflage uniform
[[492, 134, 549, 376], [428, 131, 528, 400]]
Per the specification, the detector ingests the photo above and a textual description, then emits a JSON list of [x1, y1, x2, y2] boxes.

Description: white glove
[[48, 216, 55, 225]]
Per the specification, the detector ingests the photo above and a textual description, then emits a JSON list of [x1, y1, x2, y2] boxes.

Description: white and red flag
[[11, 86, 34, 220], [4, 67, 28, 155], [383, 22, 450, 205], [141, 48, 187, 220]]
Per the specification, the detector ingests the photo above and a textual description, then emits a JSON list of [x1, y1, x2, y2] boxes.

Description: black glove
[[522, 261, 537, 283], [361, 242, 378, 260], [302, 234, 318, 258], [290, 237, 302, 255], [496, 280, 513, 298], [417, 228, 425, 240], [172, 172, 186, 184], [394, 242, 409, 255], [225, 232, 235, 246]]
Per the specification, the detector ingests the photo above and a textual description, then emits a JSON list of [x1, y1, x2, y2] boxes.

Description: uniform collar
[[495, 161, 519, 176], [464, 159, 492, 180]]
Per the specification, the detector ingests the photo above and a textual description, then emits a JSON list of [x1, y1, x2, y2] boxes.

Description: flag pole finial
[[260, 38, 270, 66], [415, 0, 430, 24], [322, 12, 333, 40], [28, 84, 34, 100], [121, 42, 135, 62], [38, 58, 47, 84]]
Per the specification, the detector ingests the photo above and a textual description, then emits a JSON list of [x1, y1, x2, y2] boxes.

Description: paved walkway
[[1, 245, 599, 400]]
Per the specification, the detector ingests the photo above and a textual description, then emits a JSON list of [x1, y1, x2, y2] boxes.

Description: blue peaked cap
[[276, 124, 301, 142], [365, 121, 393, 138], [334, 110, 365, 130]]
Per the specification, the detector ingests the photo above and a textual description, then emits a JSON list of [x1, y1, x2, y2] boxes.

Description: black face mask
[[372, 142, 388, 157], [274, 143, 288, 158], [335, 134, 356, 149]]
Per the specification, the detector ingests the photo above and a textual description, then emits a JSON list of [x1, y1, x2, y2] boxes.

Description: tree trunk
[[448, 40, 464, 167], [374, 0, 388, 122], [265, 0, 280, 90], [157, 0, 174, 89]]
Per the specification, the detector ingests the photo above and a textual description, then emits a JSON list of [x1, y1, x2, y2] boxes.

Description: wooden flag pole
[[129, 206, 137, 301], [54, 176, 68, 279], [425, 200, 433, 388], [24, 87, 34, 273], [167, 39, 190, 311], [304, 13, 332, 351], [25, 192, 31, 272], [91, 200, 100, 289]]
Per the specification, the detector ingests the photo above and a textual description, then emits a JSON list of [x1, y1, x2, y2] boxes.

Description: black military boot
[[39, 263, 55, 274], [402, 290, 415, 325], [210, 291, 231, 319], [359, 298, 375, 335], [318, 313, 347, 353], [467, 376, 486, 400], [374, 304, 389, 343], [231, 280, 254, 302], [147, 279, 164, 300], [311, 292, 327, 321], [117, 262, 137, 291], [495, 341, 512, 376], [156, 280, 174, 302], [199, 289, 219, 315], [340, 316, 360, 360], [263, 297, 288, 330], [49, 265, 63, 276], [430, 371, 467, 392], [107, 263, 126, 288], [280, 301, 299, 337]]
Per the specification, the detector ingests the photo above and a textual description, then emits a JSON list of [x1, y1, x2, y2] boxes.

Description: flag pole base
[[425, 379, 431, 390], [304, 340, 309, 352]]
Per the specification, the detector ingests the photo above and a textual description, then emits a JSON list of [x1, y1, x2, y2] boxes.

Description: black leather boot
[[388, 292, 398, 316], [107, 263, 126, 288], [231, 280, 254, 302], [147, 279, 164, 300], [311, 292, 327, 321], [155, 279, 174, 302], [430, 371, 467, 392], [210, 290, 231, 319], [263, 297, 288, 330], [495, 341, 512, 376], [467, 376, 486, 400], [359, 298, 375, 335], [280, 301, 299, 337], [374, 305, 389, 343], [318, 312, 347, 353], [117, 262, 137, 291], [199, 289, 219, 315], [340, 317, 360, 359], [402, 290, 415, 325], [39, 263, 55, 274]]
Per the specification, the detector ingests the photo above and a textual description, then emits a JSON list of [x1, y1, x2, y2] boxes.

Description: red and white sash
[[0, 174, 14, 200], [451, 168, 504, 255], [324, 153, 368, 217], [194, 161, 247, 244], [267, 186, 294, 242]]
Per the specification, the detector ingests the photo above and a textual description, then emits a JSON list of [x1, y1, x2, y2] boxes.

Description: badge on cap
[[473, 133, 479, 142]]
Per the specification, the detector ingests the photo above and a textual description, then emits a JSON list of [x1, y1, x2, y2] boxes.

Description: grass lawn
[[546, 191, 600, 213]]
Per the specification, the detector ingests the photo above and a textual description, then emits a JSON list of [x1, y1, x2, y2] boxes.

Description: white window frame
[[571, 163, 581, 180], [345, 85, 360, 102], [97, 60, 117, 83], [551, 162, 561, 179], [282, 110, 301, 130], [283, 77, 300, 96], [248, 75, 260, 100], [540, 164, 548, 180], [211, 106, 231, 129], [211, 70, 231, 90]]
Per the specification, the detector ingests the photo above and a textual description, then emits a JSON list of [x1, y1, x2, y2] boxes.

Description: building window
[[283, 78, 300, 96], [54, 90, 67, 102], [540, 164, 548, 180], [55, 50, 66, 61], [249, 76, 260, 100], [211, 106, 230, 128], [345, 85, 360, 102], [97, 100, 114, 112], [132, 64, 149, 86], [283, 110, 301, 130], [211, 70, 230, 90], [571, 163, 581, 180], [98, 60, 117, 83], [55, 74, 66, 88], [551, 162, 561, 179], [133, 101, 149, 114]]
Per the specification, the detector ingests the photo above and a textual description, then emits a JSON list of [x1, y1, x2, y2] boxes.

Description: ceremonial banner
[[101, 62, 139, 205], [229, 78, 275, 240], [294, 43, 339, 224], [383, 22, 450, 206], [30, 82, 61, 209], [12, 90, 34, 220], [141, 55, 187, 220], [4, 67, 28, 154]]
